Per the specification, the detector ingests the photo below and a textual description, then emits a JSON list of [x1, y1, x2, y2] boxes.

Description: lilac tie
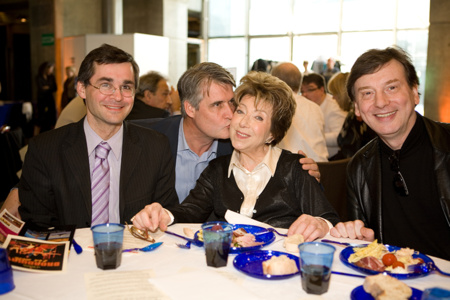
[[91, 142, 111, 226]]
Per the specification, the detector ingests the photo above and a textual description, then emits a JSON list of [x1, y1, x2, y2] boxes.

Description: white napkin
[[224, 210, 288, 235]]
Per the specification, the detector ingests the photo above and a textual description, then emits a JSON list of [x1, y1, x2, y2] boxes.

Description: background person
[[126, 71, 171, 120], [271, 62, 329, 162], [132, 72, 339, 241], [301, 73, 347, 158], [327, 72, 376, 159], [60, 66, 77, 110], [36, 61, 57, 133]]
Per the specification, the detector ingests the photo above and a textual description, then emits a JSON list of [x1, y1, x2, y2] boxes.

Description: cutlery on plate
[[122, 242, 163, 253], [72, 239, 83, 254], [253, 228, 288, 237], [321, 239, 364, 247], [164, 230, 196, 249], [267, 227, 288, 237], [331, 271, 366, 279], [408, 261, 450, 276]]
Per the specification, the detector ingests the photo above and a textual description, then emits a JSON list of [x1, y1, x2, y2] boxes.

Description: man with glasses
[[330, 47, 450, 260], [301, 73, 346, 158], [18, 44, 178, 228]]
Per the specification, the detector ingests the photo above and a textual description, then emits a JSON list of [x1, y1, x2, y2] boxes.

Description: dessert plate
[[233, 250, 300, 280]]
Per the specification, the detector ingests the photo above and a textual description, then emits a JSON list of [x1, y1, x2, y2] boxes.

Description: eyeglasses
[[301, 87, 319, 94], [89, 82, 135, 97], [388, 150, 409, 196]]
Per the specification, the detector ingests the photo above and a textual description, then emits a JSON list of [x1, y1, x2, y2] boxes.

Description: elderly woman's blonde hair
[[234, 71, 296, 146], [328, 72, 351, 112]]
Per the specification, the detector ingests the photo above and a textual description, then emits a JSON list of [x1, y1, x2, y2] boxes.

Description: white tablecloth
[[7, 224, 450, 299]]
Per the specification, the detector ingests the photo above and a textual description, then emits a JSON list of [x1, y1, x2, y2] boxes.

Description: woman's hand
[[131, 203, 171, 232], [330, 220, 375, 241], [288, 214, 329, 242]]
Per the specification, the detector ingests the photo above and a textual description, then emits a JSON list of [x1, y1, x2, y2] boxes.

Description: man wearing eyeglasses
[[330, 47, 450, 260], [18, 44, 178, 228], [301, 73, 346, 158]]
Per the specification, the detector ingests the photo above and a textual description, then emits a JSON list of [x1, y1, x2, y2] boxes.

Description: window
[[206, 0, 430, 111]]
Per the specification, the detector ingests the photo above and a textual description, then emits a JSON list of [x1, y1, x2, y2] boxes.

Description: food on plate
[[355, 256, 386, 272], [197, 228, 264, 248], [382, 253, 397, 266], [283, 234, 304, 252], [348, 240, 422, 274], [232, 228, 264, 248], [349, 240, 386, 263], [363, 274, 412, 299], [262, 255, 299, 275]]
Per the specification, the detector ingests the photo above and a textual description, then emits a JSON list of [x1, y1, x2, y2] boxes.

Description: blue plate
[[194, 224, 276, 254], [340, 244, 432, 279], [233, 250, 300, 280], [351, 285, 423, 300]]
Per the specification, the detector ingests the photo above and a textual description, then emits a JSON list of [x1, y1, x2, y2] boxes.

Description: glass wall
[[206, 0, 430, 112]]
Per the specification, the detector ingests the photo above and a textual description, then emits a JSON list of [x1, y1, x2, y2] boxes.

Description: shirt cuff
[[164, 209, 175, 225], [315, 217, 333, 233]]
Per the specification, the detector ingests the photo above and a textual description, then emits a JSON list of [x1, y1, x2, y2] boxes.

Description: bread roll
[[262, 255, 299, 275], [283, 234, 304, 253], [363, 274, 412, 300]]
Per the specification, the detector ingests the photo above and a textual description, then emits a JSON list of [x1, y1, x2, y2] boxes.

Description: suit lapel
[[119, 123, 142, 217], [62, 119, 92, 217]]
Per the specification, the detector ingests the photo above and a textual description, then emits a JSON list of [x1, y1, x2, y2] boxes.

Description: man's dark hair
[[302, 73, 326, 89], [135, 71, 167, 99], [346, 47, 419, 102], [77, 44, 140, 89]]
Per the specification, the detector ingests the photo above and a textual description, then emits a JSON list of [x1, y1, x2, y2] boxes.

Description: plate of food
[[233, 250, 300, 280], [340, 240, 432, 279], [351, 273, 423, 299], [194, 224, 276, 254]]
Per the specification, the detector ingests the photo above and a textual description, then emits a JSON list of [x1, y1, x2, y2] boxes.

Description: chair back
[[317, 158, 351, 222]]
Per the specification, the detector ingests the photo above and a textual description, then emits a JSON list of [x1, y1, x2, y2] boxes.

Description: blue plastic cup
[[0, 248, 15, 295], [91, 223, 125, 270], [201, 221, 233, 268], [298, 242, 336, 295], [421, 287, 450, 300]]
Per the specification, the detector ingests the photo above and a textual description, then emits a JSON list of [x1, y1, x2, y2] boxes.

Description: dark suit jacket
[[130, 115, 233, 159], [125, 99, 170, 121], [18, 118, 178, 228], [170, 150, 340, 228]]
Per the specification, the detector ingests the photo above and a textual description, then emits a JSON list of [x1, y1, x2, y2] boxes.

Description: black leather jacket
[[347, 115, 450, 243], [171, 150, 340, 228]]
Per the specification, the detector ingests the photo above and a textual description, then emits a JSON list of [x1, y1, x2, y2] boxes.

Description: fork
[[267, 227, 288, 237], [164, 230, 194, 249], [408, 261, 450, 276]]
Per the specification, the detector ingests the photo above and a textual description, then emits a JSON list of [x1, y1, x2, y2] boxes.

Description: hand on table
[[288, 214, 329, 242], [330, 220, 375, 241], [132, 203, 171, 232], [298, 150, 320, 182]]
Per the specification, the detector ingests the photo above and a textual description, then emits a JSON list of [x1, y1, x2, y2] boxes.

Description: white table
[[7, 224, 450, 299]]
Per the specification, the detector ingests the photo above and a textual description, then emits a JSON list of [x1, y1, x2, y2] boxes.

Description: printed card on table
[[2, 235, 69, 273]]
